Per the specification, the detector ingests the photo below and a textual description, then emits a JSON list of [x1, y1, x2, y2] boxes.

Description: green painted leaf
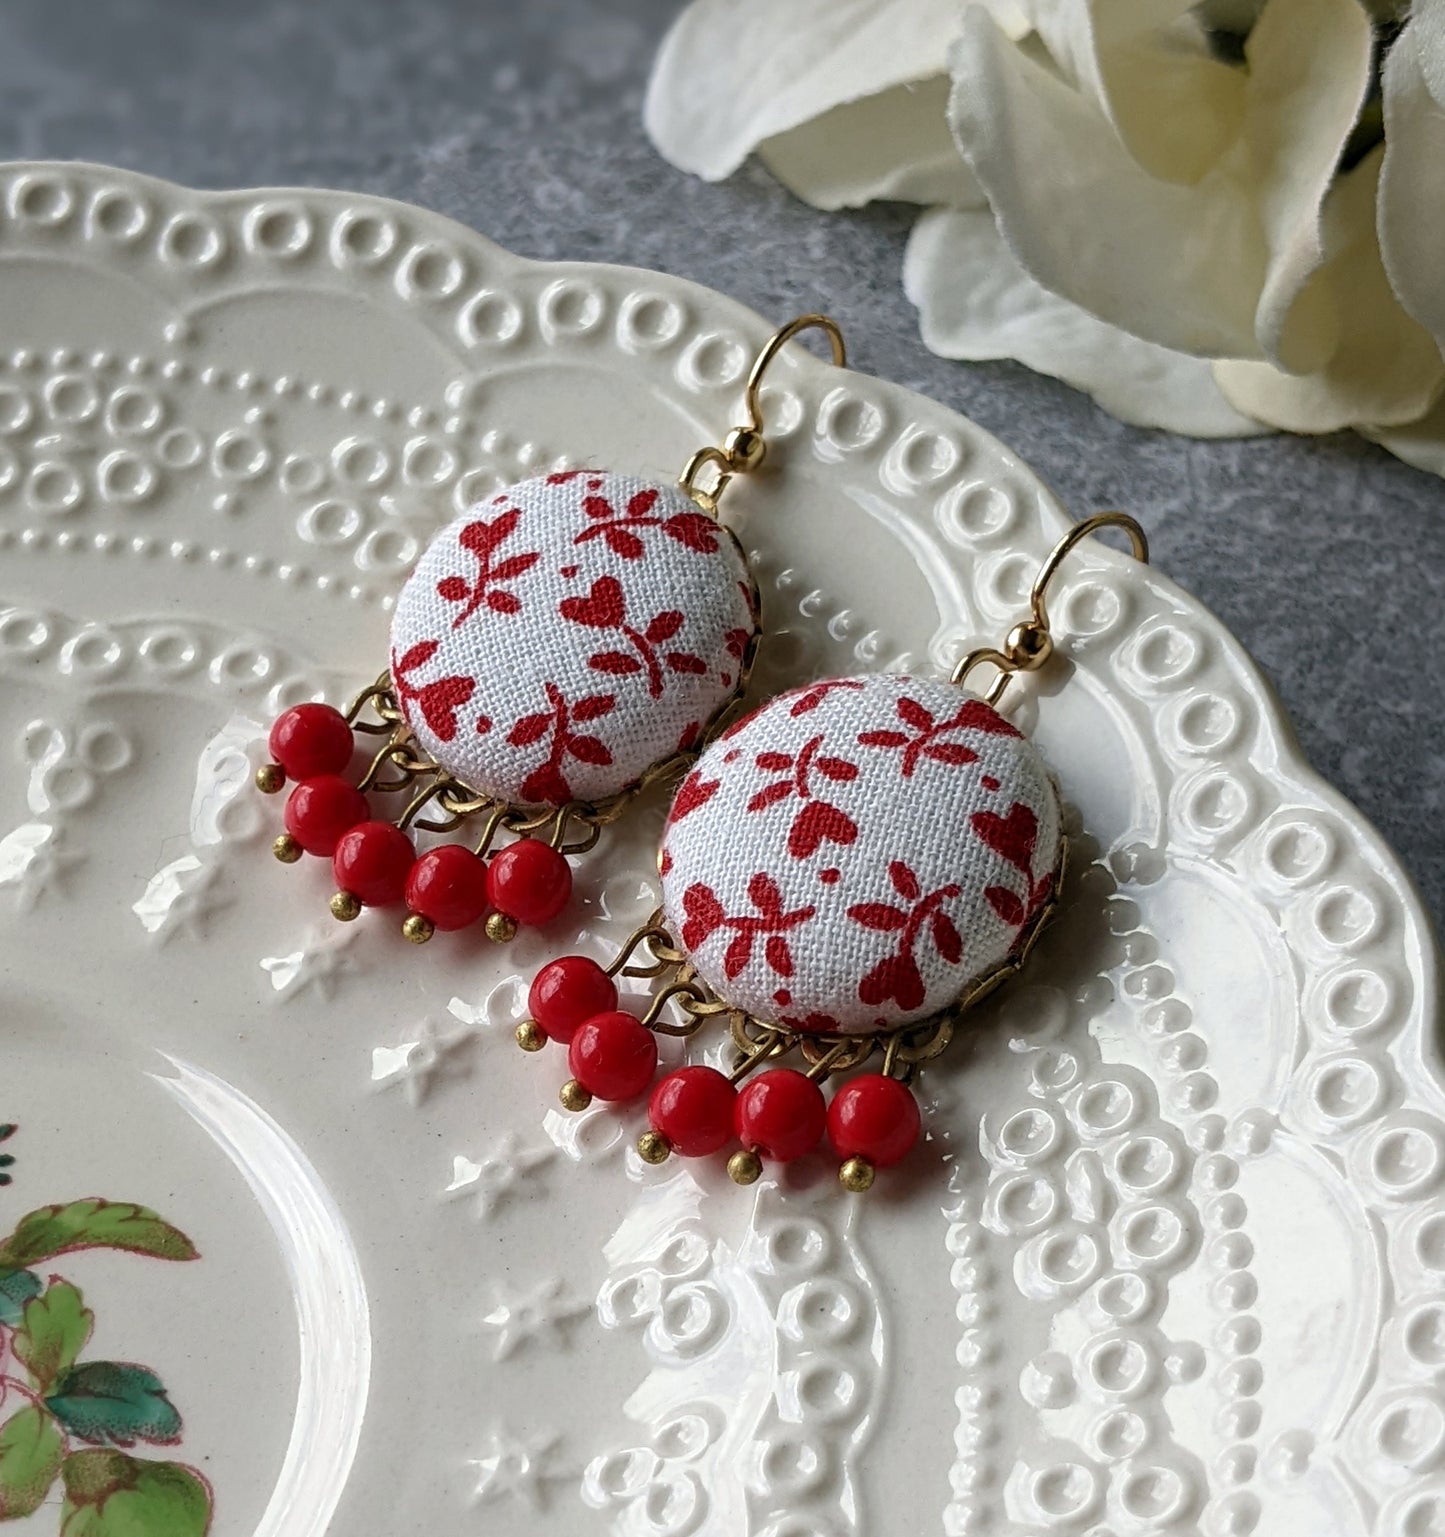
[[0, 1267, 41, 1327], [0, 1406, 65, 1518], [46, 1363, 181, 1448], [60, 1450, 211, 1537], [0, 1201, 199, 1268], [16, 1279, 94, 1392]]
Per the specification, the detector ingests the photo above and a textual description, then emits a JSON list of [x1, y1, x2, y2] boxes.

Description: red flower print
[[788, 678, 866, 718], [680, 873, 815, 980], [508, 682, 617, 804], [788, 803, 856, 860], [859, 695, 1020, 778], [558, 571, 627, 627], [719, 626, 753, 691], [435, 508, 540, 629], [972, 802, 1054, 934], [572, 485, 720, 558], [668, 767, 721, 823], [778, 1009, 848, 1034], [559, 576, 708, 698], [391, 640, 477, 743], [745, 734, 860, 859], [849, 859, 963, 1012]]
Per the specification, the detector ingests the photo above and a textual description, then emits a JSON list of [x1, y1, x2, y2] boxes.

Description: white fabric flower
[[645, 0, 1445, 474]]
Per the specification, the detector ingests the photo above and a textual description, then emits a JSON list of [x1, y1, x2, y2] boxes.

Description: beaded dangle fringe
[[512, 888, 1060, 1192], [257, 674, 610, 944]]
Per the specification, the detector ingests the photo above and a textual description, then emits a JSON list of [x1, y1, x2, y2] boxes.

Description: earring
[[517, 410, 1149, 1189], [255, 315, 844, 944]]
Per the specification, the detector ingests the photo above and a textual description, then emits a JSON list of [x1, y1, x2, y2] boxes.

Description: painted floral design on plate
[[0, 1191, 209, 1534]]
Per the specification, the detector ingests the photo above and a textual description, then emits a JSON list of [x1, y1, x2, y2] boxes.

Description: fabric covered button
[[660, 674, 1063, 1034], [389, 470, 756, 806]]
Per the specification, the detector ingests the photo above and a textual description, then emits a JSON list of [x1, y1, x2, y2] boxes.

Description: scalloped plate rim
[[2, 157, 1444, 1537], [7, 155, 1437, 1042]]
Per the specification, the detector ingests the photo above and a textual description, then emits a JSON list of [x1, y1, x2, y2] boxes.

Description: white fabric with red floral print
[[388, 470, 757, 806], [659, 674, 1063, 1034]]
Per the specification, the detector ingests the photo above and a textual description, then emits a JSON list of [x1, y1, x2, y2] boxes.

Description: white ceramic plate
[[1, 162, 1441, 1537]]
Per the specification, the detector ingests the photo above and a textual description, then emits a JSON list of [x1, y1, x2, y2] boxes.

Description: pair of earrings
[[256, 315, 1147, 1191]]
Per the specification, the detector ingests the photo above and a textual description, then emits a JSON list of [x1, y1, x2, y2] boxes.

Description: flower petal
[[904, 205, 1268, 436], [1214, 150, 1445, 432], [1014, 0, 1246, 182], [1241, 0, 1372, 368], [759, 77, 986, 210], [1417, 0, 1445, 103], [1379, 0, 1445, 345], [646, 0, 1002, 182], [948, 0, 1371, 368], [1360, 388, 1445, 478]]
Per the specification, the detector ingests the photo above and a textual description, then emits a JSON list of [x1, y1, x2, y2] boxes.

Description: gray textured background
[[4, 0, 1442, 934]]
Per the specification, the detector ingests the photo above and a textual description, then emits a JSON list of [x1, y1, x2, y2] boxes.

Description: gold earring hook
[[741, 313, 847, 440], [1027, 511, 1148, 635], [679, 313, 847, 514], [952, 510, 1149, 705]]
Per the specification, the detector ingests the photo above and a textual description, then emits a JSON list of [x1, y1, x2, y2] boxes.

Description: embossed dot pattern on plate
[[0, 162, 1439, 1537]]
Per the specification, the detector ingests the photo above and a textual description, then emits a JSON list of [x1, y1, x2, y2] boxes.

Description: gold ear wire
[[679, 313, 847, 514], [953, 511, 1150, 705], [1027, 510, 1148, 633]]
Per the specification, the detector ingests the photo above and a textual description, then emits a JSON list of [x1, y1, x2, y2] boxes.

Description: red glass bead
[[528, 956, 618, 1044], [735, 1069, 827, 1163], [404, 844, 489, 931], [268, 703, 354, 781], [283, 775, 369, 856], [486, 838, 572, 926], [568, 1010, 658, 1101], [332, 820, 416, 908], [827, 1074, 921, 1169], [649, 1066, 737, 1158]]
